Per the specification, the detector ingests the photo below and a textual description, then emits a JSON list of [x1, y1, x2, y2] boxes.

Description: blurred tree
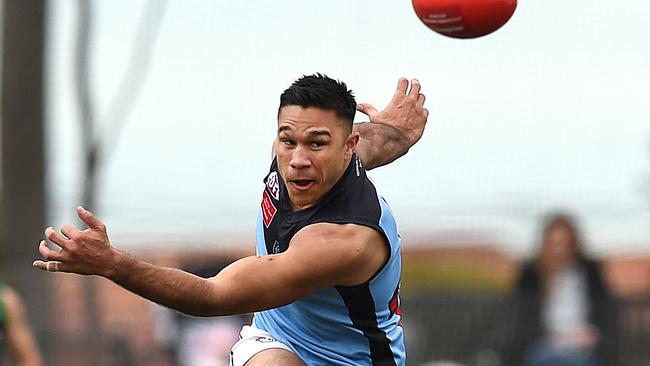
[[71, 0, 167, 356], [75, 0, 167, 212], [0, 0, 48, 340]]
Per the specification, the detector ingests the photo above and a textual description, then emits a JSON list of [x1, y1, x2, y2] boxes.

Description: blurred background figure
[[505, 213, 616, 366], [152, 259, 249, 366], [0, 283, 42, 366]]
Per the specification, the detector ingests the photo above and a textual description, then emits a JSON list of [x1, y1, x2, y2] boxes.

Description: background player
[[0, 283, 42, 366]]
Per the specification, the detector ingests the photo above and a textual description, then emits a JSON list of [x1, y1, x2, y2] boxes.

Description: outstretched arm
[[34, 207, 387, 317], [354, 77, 428, 170]]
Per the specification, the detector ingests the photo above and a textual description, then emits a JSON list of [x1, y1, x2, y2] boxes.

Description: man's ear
[[345, 132, 360, 157]]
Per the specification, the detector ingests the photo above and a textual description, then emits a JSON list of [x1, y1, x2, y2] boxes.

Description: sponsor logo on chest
[[266, 171, 280, 200], [261, 190, 277, 228]]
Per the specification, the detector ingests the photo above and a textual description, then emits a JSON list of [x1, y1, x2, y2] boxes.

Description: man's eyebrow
[[308, 130, 331, 137], [277, 126, 331, 137], [278, 125, 292, 134]]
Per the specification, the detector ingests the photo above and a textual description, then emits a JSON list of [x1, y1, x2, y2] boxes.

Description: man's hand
[[354, 77, 429, 169], [357, 77, 428, 147], [33, 206, 117, 277]]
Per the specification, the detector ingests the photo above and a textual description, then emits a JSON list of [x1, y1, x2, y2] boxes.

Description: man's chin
[[288, 191, 317, 210]]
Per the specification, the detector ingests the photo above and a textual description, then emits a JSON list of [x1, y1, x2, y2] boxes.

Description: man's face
[[276, 105, 358, 211]]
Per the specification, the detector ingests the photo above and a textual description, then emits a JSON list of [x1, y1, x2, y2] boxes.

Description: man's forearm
[[353, 122, 413, 170], [108, 251, 298, 317], [109, 251, 227, 316]]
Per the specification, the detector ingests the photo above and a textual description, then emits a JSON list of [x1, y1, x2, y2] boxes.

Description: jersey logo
[[389, 284, 403, 327], [255, 336, 276, 343], [272, 240, 281, 254], [261, 190, 277, 228], [266, 171, 280, 200]]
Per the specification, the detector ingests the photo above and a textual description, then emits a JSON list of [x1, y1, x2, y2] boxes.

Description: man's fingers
[[356, 103, 378, 118], [394, 77, 409, 97], [60, 224, 80, 240], [418, 93, 426, 106], [39, 240, 64, 261], [33, 260, 48, 271], [33, 260, 65, 273], [409, 79, 421, 96], [77, 206, 106, 231], [45, 227, 70, 248]]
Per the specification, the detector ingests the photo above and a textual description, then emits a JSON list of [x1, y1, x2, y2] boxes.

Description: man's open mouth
[[290, 179, 315, 191]]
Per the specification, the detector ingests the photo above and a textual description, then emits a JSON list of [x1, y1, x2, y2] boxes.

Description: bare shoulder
[[291, 223, 389, 286]]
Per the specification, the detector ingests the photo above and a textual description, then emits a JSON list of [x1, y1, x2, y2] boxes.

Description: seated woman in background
[[506, 213, 617, 366]]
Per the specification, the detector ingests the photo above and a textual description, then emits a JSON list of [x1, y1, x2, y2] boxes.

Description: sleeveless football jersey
[[252, 155, 405, 366]]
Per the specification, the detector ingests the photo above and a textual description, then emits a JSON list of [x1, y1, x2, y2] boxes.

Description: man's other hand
[[356, 77, 428, 146]]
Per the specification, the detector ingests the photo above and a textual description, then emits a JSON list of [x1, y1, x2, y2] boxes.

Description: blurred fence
[[402, 292, 650, 366], [28, 291, 650, 366]]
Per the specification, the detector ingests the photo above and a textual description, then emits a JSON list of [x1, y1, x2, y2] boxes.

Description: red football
[[412, 0, 517, 39]]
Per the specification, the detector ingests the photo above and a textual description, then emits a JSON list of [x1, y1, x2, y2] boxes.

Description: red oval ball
[[413, 0, 517, 39]]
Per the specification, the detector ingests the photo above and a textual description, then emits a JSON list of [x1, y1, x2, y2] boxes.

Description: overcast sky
[[46, 0, 649, 257]]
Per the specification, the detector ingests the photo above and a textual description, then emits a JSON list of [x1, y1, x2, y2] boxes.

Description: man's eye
[[311, 141, 326, 148], [281, 139, 294, 146]]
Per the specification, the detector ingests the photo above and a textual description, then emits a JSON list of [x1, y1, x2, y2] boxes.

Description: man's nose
[[290, 146, 311, 169]]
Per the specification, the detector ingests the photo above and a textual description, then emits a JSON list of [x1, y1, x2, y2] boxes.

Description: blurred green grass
[[401, 247, 517, 293]]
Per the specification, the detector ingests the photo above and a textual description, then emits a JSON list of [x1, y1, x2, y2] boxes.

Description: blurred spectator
[[504, 213, 617, 366], [0, 283, 42, 366], [152, 259, 249, 366]]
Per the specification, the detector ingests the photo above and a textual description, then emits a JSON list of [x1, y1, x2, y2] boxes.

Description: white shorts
[[229, 325, 294, 366]]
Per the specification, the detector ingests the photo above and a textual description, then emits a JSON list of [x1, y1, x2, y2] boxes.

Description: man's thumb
[[356, 103, 378, 117]]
